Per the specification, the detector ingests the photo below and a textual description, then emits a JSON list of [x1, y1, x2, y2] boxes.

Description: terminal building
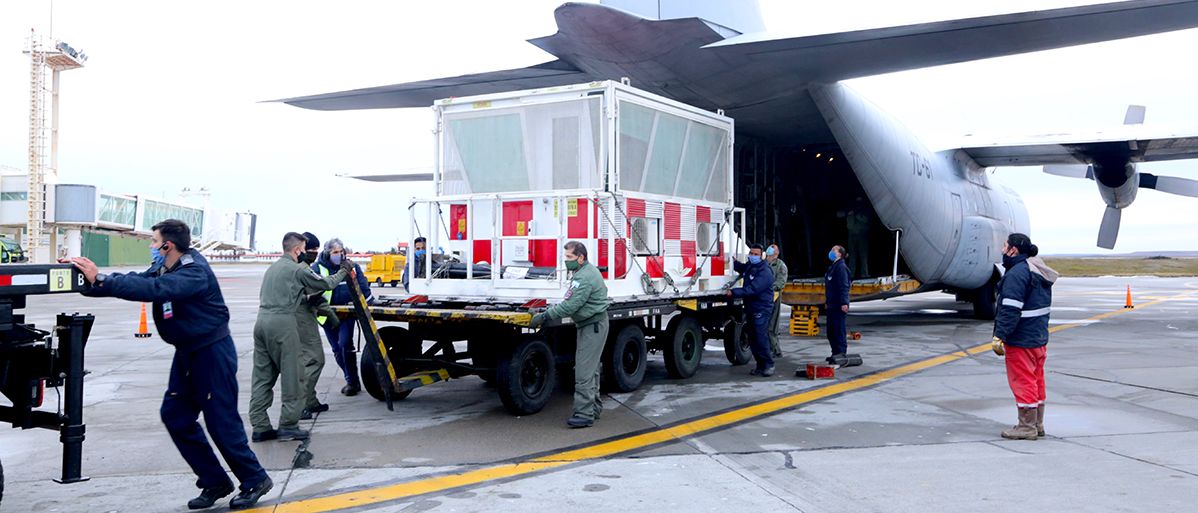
[[0, 167, 256, 266]]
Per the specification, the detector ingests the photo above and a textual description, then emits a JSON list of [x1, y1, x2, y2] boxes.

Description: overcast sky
[[1, 0, 1195, 255]]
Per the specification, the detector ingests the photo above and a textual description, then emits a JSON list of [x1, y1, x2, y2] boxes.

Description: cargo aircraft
[[279, 0, 1198, 318]]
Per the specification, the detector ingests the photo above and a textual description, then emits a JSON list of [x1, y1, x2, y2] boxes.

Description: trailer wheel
[[603, 324, 647, 392], [723, 318, 752, 366], [664, 316, 703, 379], [374, 277, 383, 287], [496, 337, 556, 415], [390, 280, 400, 287], [360, 326, 419, 402]]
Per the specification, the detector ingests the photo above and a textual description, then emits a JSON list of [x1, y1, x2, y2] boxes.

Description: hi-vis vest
[[316, 265, 334, 325]]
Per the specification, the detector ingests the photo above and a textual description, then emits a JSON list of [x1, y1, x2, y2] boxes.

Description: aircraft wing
[[705, 0, 1198, 84], [956, 130, 1198, 166], [276, 60, 587, 111]]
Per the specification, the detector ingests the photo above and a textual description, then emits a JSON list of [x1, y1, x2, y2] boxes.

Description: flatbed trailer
[[335, 271, 752, 415]]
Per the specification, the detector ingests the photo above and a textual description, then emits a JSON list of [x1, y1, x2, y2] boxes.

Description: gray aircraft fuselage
[[810, 83, 1028, 291]]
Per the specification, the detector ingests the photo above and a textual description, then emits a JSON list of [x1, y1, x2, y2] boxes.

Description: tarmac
[[2, 265, 1196, 512]]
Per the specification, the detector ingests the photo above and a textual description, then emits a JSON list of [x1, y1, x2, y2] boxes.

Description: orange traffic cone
[[1124, 285, 1134, 309], [135, 303, 153, 338]]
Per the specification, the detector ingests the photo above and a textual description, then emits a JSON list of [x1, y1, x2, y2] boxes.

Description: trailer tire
[[360, 326, 419, 402], [723, 318, 752, 366], [603, 324, 647, 393], [496, 337, 556, 415], [390, 280, 400, 287], [664, 316, 703, 379], [374, 277, 382, 287]]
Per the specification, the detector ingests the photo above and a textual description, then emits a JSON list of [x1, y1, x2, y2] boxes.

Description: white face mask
[[331, 253, 343, 265]]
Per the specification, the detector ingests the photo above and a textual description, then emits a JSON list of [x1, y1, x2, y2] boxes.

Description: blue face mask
[[331, 254, 343, 266], [748, 255, 762, 264], [415, 249, 426, 259], [765, 246, 776, 257], [151, 244, 165, 264], [828, 250, 838, 262]]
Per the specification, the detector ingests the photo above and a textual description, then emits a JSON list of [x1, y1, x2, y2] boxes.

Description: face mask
[[828, 251, 838, 262], [331, 254, 343, 266], [748, 255, 762, 264], [303, 251, 317, 264], [415, 249, 426, 259], [765, 247, 776, 257], [1002, 253, 1017, 269], [151, 244, 164, 263], [565, 259, 581, 271]]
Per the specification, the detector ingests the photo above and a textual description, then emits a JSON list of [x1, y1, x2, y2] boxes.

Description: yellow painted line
[[246, 294, 1187, 513]]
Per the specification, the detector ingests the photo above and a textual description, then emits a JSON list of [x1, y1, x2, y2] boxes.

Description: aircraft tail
[[599, 0, 764, 36]]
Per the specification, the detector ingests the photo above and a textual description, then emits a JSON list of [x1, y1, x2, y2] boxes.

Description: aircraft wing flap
[[274, 60, 588, 111], [958, 134, 1198, 167], [707, 0, 1198, 84]]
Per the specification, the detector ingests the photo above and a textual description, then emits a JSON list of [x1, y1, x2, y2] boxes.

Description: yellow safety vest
[[316, 265, 334, 325]]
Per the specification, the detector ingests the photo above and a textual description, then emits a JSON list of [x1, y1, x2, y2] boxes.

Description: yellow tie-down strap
[[397, 369, 451, 393], [332, 305, 533, 326]]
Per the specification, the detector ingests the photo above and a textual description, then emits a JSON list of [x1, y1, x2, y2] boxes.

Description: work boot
[[1001, 408, 1039, 440], [229, 476, 273, 510], [276, 427, 310, 441], [341, 384, 360, 396], [187, 483, 234, 510], [251, 429, 277, 443], [1036, 404, 1046, 437], [566, 415, 594, 428], [300, 403, 330, 420]]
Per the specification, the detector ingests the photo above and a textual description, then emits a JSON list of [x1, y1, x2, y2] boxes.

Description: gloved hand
[[991, 336, 1005, 356], [324, 314, 341, 330], [529, 313, 547, 329], [340, 256, 354, 273], [306, 293, 324, 307]]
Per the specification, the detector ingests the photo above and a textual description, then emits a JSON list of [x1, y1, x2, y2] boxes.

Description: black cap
[[303, 232, 320, 251]]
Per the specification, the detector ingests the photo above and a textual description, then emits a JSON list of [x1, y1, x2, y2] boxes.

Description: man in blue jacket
[[726, 244, 775, 376], [68, 219, 272, 510], [824, 245, 852, 363], [312, 238, 371, 396], [992, 233, 1058, 440]]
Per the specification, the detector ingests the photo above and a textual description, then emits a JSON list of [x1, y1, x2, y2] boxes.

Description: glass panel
[[1, 192, 27, 201], [99, 195, 136, 226], [618, 101, 654, 193], [447, 113, 528, 193], [142, 200, 203, 238], [705, 143, 729, 202], [552, 116, 580, 189], [676, 123, 724, 200], [442, 98, 602, 195], [642, 112, 687, 196]]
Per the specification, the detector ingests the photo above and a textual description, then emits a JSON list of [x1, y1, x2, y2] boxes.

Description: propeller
[[1097, 206, 1121, 249], [1140, 172, 1198, 198]]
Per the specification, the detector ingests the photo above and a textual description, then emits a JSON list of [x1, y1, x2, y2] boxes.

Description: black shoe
[[251, 429, 277, 443], [276, 427, 310, 441], [310, 403, 329, 413], [566, 415, 594, 428], [229, 476, 273, 510], [188, 483, 234, 510], [773, 350, 783, 357], [341, 384, 360, 396], [749, 368, 763, 376]]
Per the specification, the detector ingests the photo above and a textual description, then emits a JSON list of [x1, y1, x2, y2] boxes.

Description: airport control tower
[[25, 30, 86, 263]]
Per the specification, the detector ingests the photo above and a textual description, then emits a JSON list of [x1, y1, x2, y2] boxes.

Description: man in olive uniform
[[530, 241, 609, 428], [297, 232, 336, 420], [249, 232, 348, 442], [766, 244, 789, 357]]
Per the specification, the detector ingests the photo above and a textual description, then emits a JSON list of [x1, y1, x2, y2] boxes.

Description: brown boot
[[1001, 407, 1039, 440], [1035, 404, 1045, 437]]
